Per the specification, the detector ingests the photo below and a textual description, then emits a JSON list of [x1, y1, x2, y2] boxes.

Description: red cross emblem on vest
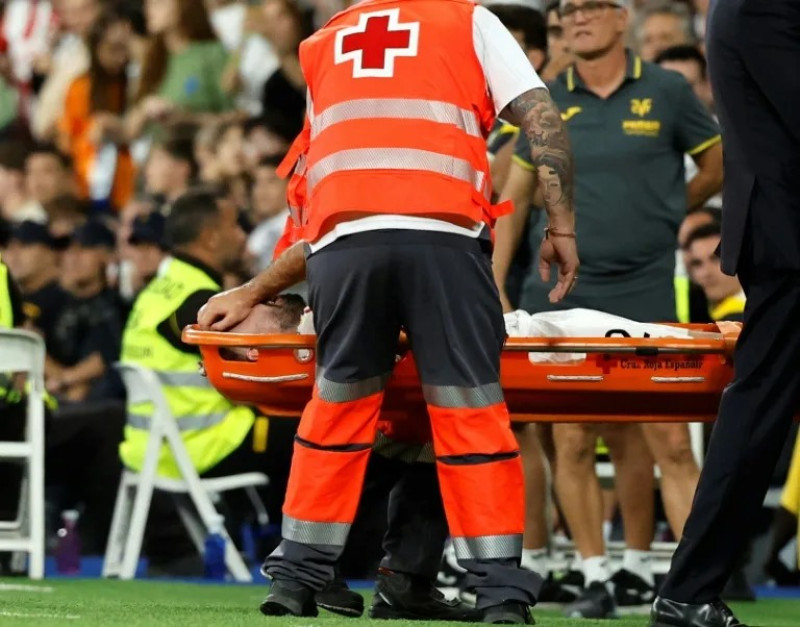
[[334, 9, 420, 78]]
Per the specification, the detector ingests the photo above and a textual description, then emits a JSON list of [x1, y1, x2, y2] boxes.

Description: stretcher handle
[[182, 326, 735, 356]]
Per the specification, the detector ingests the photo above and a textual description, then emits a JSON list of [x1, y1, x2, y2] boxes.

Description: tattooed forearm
[[504, 88, 574, 225]]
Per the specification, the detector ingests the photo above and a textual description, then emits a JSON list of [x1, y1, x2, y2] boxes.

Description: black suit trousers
[[660, 232, 800, 603]]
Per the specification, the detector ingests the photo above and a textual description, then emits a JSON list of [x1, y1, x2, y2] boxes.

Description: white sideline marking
[[0, 611, 79, 620], [0, 583, 54, 593]]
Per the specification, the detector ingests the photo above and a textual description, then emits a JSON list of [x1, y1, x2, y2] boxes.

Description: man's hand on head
[[197, 283, 262, 331]]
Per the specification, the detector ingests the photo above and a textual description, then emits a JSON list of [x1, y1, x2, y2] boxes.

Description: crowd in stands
[[0, 0, 798, 608]]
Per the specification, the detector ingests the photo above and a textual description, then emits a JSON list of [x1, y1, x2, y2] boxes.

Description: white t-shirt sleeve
[[473, 5, 547, 115]]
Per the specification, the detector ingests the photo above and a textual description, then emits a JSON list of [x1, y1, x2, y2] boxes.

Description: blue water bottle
[[204, 514, 227, 581]]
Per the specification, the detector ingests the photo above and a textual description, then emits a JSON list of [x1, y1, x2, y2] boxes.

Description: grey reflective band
[[282, 514, 350, 546], [452, 534, 522, 561], [311, 98, 482, 140], [422, 382, 504, 408], [308, 148, 485, 195], [316, 371, 391, 403], [127, 411, 227, 431], [155, 371, 214, 388]]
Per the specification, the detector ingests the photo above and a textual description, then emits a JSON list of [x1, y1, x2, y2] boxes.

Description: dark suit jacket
[[705, 0, 800, 275]]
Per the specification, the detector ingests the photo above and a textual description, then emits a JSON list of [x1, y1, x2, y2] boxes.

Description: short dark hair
[[28, 143, 72, 170], [489, 4, 548, 53], [245, 110, 299, 144], [655, 45, 707, 79], [685, 221, 721, 250], [546, 0, 559, 15], [164, 189, 222, 249], [0, 141, 31, 173], [275, 293, 307, 332], [152, 126, 199, 180]]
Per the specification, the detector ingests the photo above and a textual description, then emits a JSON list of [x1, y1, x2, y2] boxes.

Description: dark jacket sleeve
[[156, 289, 218, 354]]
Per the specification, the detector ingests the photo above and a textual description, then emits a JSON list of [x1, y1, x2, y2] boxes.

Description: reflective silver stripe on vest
[[453, 534, 522, 561], [311, 98, 482, 140], [422, 382, 504, 409], [316, 370, 391, 403], [127, 412, 227, 431], [307, 148, 485, 195], [155, 371, 214, 388], [282, 514, 350, 546]]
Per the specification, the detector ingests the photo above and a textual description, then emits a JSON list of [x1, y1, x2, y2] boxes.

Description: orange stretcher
[[182, 322, 742, 423]]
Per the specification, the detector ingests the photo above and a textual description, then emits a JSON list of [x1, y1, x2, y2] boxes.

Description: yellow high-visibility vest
[[119, 257, 255, 478]]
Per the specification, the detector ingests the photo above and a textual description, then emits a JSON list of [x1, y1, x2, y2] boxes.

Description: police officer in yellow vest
[[120, 189, 260, 480]]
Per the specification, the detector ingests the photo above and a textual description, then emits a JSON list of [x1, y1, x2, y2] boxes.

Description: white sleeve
[[473, 5, 547, 115]]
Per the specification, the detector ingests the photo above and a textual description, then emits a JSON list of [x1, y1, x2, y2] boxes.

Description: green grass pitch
[[0, 579, 797, 626]]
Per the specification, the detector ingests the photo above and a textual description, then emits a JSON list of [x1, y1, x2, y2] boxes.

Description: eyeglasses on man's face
[[559, 1, 623, 21]]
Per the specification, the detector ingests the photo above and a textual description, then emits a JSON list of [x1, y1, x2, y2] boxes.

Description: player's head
[[223, 294, 307, 360]]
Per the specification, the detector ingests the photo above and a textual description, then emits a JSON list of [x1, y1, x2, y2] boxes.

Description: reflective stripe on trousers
[[422, 382, 504, 409], [311, 98, 482, 140], [452, 534, 523, 561], [282, 514, 350, 547], [308, 147, 486, 198], [315, 369, 391, 403], [127, 411, 227, 431]]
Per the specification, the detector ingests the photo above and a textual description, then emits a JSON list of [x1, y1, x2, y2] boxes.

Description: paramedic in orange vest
[[198, 0, 579, 622]]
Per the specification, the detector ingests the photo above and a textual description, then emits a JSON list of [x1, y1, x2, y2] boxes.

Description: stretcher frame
[[182, 321, 741, 424], [182, 322, 742, 574]]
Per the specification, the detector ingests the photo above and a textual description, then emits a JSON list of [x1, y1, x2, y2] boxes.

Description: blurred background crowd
[[0, 0, 797, 602]]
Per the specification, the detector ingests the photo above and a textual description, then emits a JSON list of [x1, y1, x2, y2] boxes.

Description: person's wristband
[[544, 226, 576, 239]]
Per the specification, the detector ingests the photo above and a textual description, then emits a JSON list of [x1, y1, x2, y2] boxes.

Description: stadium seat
[[0, 329, 46, 579], [102, 363, 269, 582]]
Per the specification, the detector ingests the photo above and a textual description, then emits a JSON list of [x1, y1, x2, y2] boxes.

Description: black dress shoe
[[482, 601, 534, 624], [715, 601, 745, 627], [316, 576, 365, 617], [260, 580, 318, 617], [649, 596, 748, 627], [369, 568, 481, 621]]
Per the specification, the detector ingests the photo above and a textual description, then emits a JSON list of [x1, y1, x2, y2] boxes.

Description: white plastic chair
[[0, 329, 46, 579], [102, 363, 269, 582]]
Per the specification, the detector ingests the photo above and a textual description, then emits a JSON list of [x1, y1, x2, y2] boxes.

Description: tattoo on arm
[[506, 88, 574, 221]]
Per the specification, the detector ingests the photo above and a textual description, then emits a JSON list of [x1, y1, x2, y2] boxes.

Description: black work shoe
[[563, 581, 617, 619], [316, 577, 364, 617], [611, 569, 656, 612], [649, 596, 748, 627], [483, 601, 534, 624], [537, 572, 580, 607], [369, 568, 481, 622], [260, 579, 318, 617]]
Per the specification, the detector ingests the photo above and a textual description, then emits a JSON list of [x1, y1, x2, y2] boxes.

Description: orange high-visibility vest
[[281, 0, 509, 244]]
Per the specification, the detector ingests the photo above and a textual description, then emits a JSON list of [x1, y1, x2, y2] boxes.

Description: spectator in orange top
[[58, 7, 136, 213]]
